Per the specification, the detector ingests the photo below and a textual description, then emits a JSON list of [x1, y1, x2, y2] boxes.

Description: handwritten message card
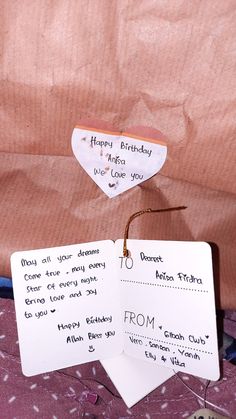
[[11, 240, 219, 380], [11, 241, 123, 376], [71, 126, 167, 197], [116, 240, 219, 381]]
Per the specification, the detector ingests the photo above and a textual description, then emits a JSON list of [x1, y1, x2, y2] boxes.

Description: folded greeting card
[[101, 353, 174, 408], [71, 126, 167, 197], [11, 239, 219, 381]]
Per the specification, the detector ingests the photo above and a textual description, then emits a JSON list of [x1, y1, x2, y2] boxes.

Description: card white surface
[[71, 126, 167, 197], [11, 240, 123, 376], [116, 240, 220, 381], [11, 239, 219, 382], [101, 353, 174, 408]]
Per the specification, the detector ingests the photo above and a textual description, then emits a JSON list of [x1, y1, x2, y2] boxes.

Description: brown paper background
[[0, 0, 235, 308]]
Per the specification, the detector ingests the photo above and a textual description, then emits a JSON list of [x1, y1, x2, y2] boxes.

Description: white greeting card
[[11, 241, 123, 376], [101, 353, 174, 408], [11, 239, 219, 381], [71, 126, 167, 197], [116, 240, 219, 381]]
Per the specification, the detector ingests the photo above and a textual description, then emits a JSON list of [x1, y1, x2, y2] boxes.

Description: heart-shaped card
[[71, 125, 167, 198]]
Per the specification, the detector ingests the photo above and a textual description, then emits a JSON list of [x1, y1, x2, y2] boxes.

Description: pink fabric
[[0, 1, 236, 310], [1, 299, 236, 418]]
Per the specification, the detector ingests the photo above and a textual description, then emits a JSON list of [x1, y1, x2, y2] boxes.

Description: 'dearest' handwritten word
[[140, 252, 163, 263]]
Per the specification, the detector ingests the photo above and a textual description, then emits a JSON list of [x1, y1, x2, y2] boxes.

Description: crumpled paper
[[0, 0, 235, 308]]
